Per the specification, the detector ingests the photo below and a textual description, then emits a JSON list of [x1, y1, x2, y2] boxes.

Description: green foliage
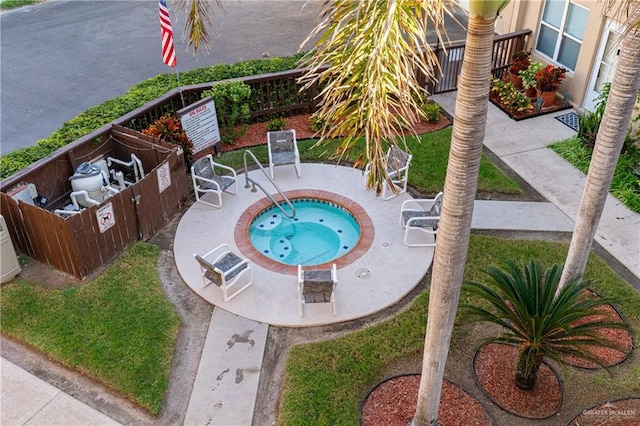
[[518, 60, 544, 90], [266, 116, 287, 132], [0, 0, 38, 10], [491, 79, 534, 113], [278, 236, 639, 423], [309, 115, 327, 133], [550, 136, 640, 213], [0, 54, 304, 179], [201, 82, 252, 144], [0, 243, 181, 415], [214, 127, 522, 196], [461, 260, 629, 390], [421, 101, 442, 122]]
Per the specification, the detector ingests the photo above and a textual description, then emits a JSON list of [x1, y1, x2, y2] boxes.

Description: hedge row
[[0, 53, 305, 180]]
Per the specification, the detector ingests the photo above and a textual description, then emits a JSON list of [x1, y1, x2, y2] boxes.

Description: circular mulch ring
[[563, 289, 634, 369], [360, 374, 492, 426], [473, 343, 562, 419], [567, 398, 640, 425]]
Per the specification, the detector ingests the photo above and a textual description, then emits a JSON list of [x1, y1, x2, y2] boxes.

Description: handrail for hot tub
[[243, 150, 296, 219]]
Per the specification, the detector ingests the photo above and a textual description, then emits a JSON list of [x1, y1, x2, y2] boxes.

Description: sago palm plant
[[462, 260, 629, 391]]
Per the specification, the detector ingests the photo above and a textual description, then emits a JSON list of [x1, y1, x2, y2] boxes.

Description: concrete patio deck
[[173, 163, 435, 327]]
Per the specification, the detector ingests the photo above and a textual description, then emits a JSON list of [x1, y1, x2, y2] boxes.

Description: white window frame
[[535, 0, 589, 71]]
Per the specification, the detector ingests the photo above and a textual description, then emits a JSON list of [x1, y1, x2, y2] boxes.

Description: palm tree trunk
[[559, 1, 640, 289], [515, 349, 543, 391], [412, 12, 499, 426]]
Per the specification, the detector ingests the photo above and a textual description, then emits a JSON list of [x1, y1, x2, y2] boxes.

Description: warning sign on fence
[[96, 202, 116, 233]]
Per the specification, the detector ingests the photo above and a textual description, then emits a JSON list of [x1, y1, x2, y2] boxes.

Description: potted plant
[[508, 50, 530, 89], [535, 64, 567, 107], [519, 60, 544, 98], [491, 79, 534, 114]]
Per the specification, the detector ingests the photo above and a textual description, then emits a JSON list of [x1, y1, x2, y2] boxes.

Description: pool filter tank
[[69, 162, 109, 208]]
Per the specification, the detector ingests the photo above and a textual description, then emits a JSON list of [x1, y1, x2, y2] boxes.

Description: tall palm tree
[[462, 260, 629, 390], [559, 0, 640, 288], [297, 0, 449, 194], [412, 2, 508, 424]]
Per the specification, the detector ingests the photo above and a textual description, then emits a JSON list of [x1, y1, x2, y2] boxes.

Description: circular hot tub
[[248, 198, 361, 266]]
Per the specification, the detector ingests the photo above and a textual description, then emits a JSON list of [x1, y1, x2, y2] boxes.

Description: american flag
[[159, 0, 176, 67]]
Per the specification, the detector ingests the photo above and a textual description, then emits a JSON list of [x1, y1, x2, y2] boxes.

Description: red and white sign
[[96, 202, 116, 233]]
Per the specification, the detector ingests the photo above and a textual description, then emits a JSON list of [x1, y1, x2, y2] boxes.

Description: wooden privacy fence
[[0, 30, 529, 279], [121, 30, 530, 133], [0, 126, 189, 279]]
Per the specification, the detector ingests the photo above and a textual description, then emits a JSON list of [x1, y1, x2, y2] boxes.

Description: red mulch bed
[[220, 113, 452, 153], [568, 398, 640, 425], [360, 375, 492, 426], [563, 289, 633, 369], [473, 343, 562, 419]]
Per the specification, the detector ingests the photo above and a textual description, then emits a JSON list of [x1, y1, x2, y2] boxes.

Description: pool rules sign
[[178, 97, 221, 154]]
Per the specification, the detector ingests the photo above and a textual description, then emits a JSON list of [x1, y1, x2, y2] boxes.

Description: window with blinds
[[536, 0, 589, 71]]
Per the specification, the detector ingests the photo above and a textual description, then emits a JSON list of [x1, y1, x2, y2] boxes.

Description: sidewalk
[[2, 92, 638, 426], [433, 91, 640, 281]]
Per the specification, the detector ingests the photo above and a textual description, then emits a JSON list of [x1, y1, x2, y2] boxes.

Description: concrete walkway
[[2, 92, 638, 425], [433, 92, 640, 279]]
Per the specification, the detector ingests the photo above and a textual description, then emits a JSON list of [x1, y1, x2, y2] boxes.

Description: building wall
[[495, 0, 616, 107]]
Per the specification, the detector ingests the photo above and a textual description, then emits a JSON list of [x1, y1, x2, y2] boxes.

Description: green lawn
[[277, 236, 639, 425], [0, 243, 181, 415], [218, 126, 522, 196], [0, 0, 40, 10], [550, 136, 640, 213]]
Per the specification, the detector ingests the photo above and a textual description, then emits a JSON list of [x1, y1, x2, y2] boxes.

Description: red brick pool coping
[[234, 189, 374, 275]]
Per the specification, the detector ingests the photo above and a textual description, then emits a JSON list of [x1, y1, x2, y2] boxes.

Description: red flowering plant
[[142, 114, 194, 158], [535, 65, 567, 92], [509, 50, 531, 75]]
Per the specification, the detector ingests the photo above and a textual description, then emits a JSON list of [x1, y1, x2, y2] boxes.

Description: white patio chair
[[399, 192, 443, 247], [191, 154, 238, 208], [267, 129, 301, 179], [364, 146, 413, 200], [297, 263, 338, 316], [194, 244, 253, 302]]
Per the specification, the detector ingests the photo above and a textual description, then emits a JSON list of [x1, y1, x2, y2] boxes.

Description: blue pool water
[[249, 198, 361, 266]]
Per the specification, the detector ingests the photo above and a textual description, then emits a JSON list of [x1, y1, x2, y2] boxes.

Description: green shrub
[[491, 78, 533, 113], [0, 54, 305, 179], [266, 116, 286, 132], [201, 82, 252, 145], [309, 115, 327, 133], [421, 101, 442, 122]]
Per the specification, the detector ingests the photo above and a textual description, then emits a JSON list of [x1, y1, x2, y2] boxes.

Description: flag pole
[[174, 68, 185, 108]]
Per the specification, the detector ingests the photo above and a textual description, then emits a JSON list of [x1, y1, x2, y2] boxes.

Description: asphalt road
[[0, 0, 323, 155], [1, 0, 467, 156]]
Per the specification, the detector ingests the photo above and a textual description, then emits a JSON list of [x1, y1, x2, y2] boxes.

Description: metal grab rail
[[243, 150, 296, 219]]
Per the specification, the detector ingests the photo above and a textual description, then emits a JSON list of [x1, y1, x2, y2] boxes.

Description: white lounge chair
[[267, 129, 301, 179], [297, 263, 338, 316], [194, 244, 253, 302], [364, 146, 412, 200], [191, 154, 238, 208], [399, 192, 443, 247]]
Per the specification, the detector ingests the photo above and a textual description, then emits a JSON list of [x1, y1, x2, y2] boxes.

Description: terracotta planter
[[537, 89, 557, 107], [508, 73, 523, 89], [525, 87, 537, 98]]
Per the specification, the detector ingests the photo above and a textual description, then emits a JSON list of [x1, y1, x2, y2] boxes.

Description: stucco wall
[[495, 0, 615, 107]]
